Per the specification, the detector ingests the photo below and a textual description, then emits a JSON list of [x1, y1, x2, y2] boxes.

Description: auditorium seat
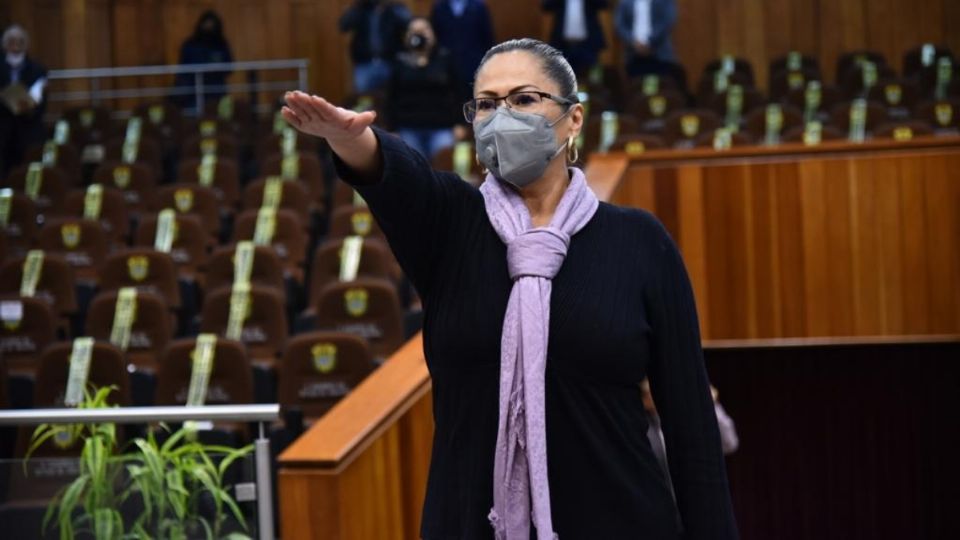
[[781, 122, 846, 144], [61, 185, 130, 243], [32, 340, 131, 410], [259, 151, 326, 207], [768, 66, 821, 101], [22, 141, 82, 188], [309, 237, 396, 310], [915, 57, 960, 100], [625, 73, 684, 100], [231, 208, 307, 276], [176, 156, 241, 208], [37, 218, 108, 284], [902, 44, 954, 79], [835, 50, 888, 83], [694, 129, 756, 149], [582, 113, 640, 154], [915, 98, 960, 133], [61, 105, 112, 147], [704, 85, 766, 128], [278, 332, 376, 420], [133, 101, 184, 142], [432, 142, 486, 182], [200, 285, 289, 365], [154, 183, 222, 240], [769, 52, 820, 80], [206, 244, 286, 294], [255, 130, 319, 164], [784, 81, 843, 123], [838, 60, 897, 99], [662, 109, 722, 148], [313, 278, 403, 359], [3, 163, 68, 217], [626, 90, 686, 132], [180, 133, 241, 162], [702, 55, 756, 87], [85, 289, 174, 372], [867, 78, 920, 119], [103, 135, 163, 173], [0, 296, 56, 377], [743, 104, 805, 145], [328, 205, 385, 242], [608, 133, 667, 154], [872, 121, 935, 141], [98, 249, 182, 311], [92, 160, 158, 214], [243, 176, 311, 228], [0, 191, 38, 256], [0, 252, 78, 324], [134, 212, 210, 276], [829, 100, 891, 138]]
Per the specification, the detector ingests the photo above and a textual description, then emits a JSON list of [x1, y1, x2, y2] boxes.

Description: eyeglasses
[[462, 91, 576, 123]]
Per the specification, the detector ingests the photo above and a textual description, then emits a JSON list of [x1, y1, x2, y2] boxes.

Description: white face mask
[[6, 52, 25, 66]]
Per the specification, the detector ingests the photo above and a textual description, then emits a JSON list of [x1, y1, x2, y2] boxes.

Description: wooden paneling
[[611, 138, 960, 340], [3, 0, 957, 108]]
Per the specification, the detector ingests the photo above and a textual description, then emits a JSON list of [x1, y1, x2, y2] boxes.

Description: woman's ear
[[567, 103, 585, 140]]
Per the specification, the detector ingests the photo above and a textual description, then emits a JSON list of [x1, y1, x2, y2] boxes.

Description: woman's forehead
[[475, 51, 557, 96]]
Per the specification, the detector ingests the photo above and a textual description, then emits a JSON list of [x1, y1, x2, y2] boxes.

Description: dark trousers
[[0, 108, 43, 179]]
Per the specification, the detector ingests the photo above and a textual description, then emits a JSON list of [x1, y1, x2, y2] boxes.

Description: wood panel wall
[[2, 0, 957, 107], [612, 143, 960, 340]]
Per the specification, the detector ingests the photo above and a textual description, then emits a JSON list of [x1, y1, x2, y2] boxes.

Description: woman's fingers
[[281, 106, 302, 128]]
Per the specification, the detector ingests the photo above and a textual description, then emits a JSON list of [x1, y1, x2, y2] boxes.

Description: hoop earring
[[566, 136, 579, 164]]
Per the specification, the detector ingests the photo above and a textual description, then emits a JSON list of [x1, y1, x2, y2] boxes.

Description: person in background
[[386, 17, 462, 160], [174, 10, 234, 111], [541, 0, 609, 77], [0, 24, 47, 179], [614, 0, 678, 78], [430, 0, 495, 103], [340, 0, 412, 95]]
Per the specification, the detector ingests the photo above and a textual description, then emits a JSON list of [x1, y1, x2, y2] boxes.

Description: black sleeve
[[339, 6, 360, 32], [642, 217, 740, 539], [332, 127, 475, 299]]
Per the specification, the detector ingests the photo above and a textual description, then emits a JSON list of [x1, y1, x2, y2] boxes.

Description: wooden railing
[[278, 136, 960, 539]]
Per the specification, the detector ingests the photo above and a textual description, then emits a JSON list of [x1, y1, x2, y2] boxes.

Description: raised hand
[[282, 90, 377, 143]]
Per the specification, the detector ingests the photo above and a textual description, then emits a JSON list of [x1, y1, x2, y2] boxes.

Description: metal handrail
[[0, 403, 280, 540], [46, 59, 309, 80], [0, 404, 279, 426]]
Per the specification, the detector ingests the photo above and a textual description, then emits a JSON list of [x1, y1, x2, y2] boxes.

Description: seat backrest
[[627, 90, 687, 125], [0, 295, 56, 374], [914, 98, 960, 131], [176, 156, 241, 207], [85, 289, 173, 371], [23, 141, 82, 188], [155, 337, 253, 405], [694, 129, 756, 148], [768, 66, 822, 101], [829, 100, 891, 134], [0, 191, 38, 255], [255, 131, 319, 163], [781, 123, 847, 144], [662, 109, 722, 147], [103, 135, 163, 172], [608, 133, 667, 155], [328, 205, 385, 242], [92, 160, 158, 212], [199, 285, 289, 359], [205, 244, 286, 293], [231, 208, 307, 267], [34, 341, 131, 408], [902, 45, 954, 79], [704, 86, 766, 123], [180, 133, 241, 162], [309, 237, 395, 308], [279, 331, 375, 419], [133, 212, 209, 274], [835, 50, 888, 84], [3, 163, 68, 215], [133, 101, 184, 139], [866, 78, 920, 116], [154, 183, 221, 237], [260, 151, 326, 204], [61, 186, 130, 242], [743, 104, 805, 142], [582, 114, 641, 154], [61, 105, 112, 146], [431, 141, 485, 182], [769, 53, 820, 81], [98, 248, 181, 309], [0, 252, 78, 316], [242, 177, 311, 227], [838, 61, 898, 99], [37, 218, 109, 283], [872, 121, 935, 140], [784, 82, 843, 118], [314, 277, 403, 358]]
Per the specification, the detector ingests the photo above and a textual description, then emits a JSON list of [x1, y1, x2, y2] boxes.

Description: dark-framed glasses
[[462, 91, 576, 123]]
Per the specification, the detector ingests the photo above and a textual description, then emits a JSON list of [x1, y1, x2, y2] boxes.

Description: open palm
[[282, 90, 377, 142]]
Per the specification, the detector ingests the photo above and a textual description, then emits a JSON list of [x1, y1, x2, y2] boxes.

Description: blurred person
[[174, 11, 234, 110], [386, 17, 461, 159], [0, 24, 47, 179], [430, 0, 495, 102], [340, 0, 412, 94], [542, 0, 609, 77], [614, 0, 678, 78]]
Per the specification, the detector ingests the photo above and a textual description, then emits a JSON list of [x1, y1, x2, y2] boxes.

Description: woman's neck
[[521, 163, 570, 227]]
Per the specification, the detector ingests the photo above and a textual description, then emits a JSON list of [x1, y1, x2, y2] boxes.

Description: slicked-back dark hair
[[474, 38, 578, 101]]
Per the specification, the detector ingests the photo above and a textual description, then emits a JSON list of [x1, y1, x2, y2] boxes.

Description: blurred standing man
[[430, 0, 495, 103], [174, 11, 234, 111], [0, 25, 47, 179], [614, 0, 677, 78], [541, 0, 609, 77], [340, 0, 412, 94]]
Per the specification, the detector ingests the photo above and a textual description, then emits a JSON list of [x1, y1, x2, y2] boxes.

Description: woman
[[174, 10, 233, 109], [283, 39, 738, 539], [386, 17, 462, 159]]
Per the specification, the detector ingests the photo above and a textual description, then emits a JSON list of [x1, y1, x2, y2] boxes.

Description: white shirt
[[563, 0, 588, 41], [632, 0, 652, 45]]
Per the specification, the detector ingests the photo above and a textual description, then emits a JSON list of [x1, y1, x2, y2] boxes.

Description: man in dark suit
[[541, 0, 609, 77], [614, 0, 678, 78], [430, 0, 495, 103], [0, 25, 47, 179]]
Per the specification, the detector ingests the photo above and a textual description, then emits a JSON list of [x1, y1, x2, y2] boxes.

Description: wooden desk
[[602, 136, 960, 339]]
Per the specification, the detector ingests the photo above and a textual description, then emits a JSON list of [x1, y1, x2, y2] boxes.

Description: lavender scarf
[[480, 168, 599, 539]]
